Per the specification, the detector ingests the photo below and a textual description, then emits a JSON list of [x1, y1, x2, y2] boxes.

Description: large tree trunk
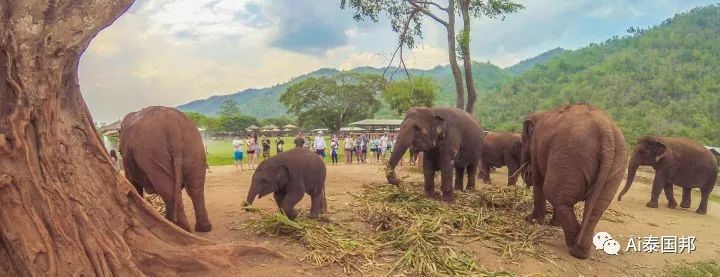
[[0, 1, 281, 276], [459, 0, 477, 114], [446, 0, 465, 110]]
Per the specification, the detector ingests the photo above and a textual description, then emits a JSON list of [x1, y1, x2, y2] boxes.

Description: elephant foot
[[464, 186, 475, 192], [549, 214, 560, 226], [569, 245, 591, 260], [441, 192, 455, 203], [667, 201, 678, 209], [695, 208, 707, 215], [425, 190, 440, 199], [680, 202, 691, 209], [524, 214, 544, 225], [195, 222, 213, 232], [645, 201, 659, 208]]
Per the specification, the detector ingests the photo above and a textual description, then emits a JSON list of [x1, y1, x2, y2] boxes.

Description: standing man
[[294, 132, 305, 148], [314, 131, 326, 158], [276, 136, 285, 154], [261, 135, 271, 160], [232, 136, 244, 171]]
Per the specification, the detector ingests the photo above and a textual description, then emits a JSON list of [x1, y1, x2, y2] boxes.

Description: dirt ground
[[177, 162, 720, 276]]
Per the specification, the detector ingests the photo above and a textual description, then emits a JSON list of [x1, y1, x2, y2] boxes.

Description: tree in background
[[280, 73, 384, 132], [219, 115, 259, 134], [185, 111, 208, 127], [260, 116, 296, 128], [384, 76, 437, 116], [218, 99, 242, 117], [341, 0, 522, 114]]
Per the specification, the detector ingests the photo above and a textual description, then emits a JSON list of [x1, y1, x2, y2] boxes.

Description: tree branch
[[408, 0, 449, 26]]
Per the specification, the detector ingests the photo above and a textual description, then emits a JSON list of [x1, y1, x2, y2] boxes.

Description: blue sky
[[79, 0, 716, 122]]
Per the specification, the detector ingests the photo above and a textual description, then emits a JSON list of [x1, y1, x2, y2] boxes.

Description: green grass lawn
[[205, 137, 402, 166]]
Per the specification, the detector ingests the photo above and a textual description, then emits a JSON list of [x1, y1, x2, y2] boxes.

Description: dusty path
[[179, 163, 720, 276]]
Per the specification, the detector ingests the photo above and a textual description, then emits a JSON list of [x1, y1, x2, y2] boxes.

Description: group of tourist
[[232, 134, 284, 171], [231, 131, 401, 170]]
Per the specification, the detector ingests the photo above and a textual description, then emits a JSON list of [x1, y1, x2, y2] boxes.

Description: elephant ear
[[521, 119, 535, 142], [276, 165, 290, 187], [509, 141, 522, 157], [432, 115, 446, 139], [652, 140, 668, 163]]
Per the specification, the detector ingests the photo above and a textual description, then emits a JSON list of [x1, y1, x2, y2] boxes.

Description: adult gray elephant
[[120, 106, 212, 232], [617, 136, 718, 214], [245, 148, 327, 220], [387, 107, 485, 202], [521, 104, 627, 259], [478, 132, 523, 186]]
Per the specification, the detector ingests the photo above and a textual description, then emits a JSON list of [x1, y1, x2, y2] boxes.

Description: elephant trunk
[[245, 182, 261, 206], [617, 154, 639, 201], [387, 126, 413, 185]]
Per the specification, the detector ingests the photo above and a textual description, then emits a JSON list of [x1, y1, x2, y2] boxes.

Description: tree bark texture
[[445, 0, 466, 110], [459, 0, 477, 114], [0, 1, 281, 276]]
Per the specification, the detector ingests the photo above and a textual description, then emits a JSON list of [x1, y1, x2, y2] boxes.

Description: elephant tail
[[168, 121, 184, 222], [575, 121, 617, 248]]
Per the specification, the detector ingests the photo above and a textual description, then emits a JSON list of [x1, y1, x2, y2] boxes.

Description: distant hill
[[178, 61, 517, 118], [478, 4, 720, 145], [504, 47, 567, 75]]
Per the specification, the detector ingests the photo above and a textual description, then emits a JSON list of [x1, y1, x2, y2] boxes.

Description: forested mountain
[[478, 5, 720, 145], [504, 47, 567, 75], [178, 62, 514, 118]]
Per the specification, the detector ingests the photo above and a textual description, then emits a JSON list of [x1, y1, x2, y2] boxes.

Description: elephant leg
[[146, 172, 191, 232], [465, 163, 477, 191], [646, 174, 668, 208], [526, 181, 546, 224], [479, 160, 491, 184], [664, 183, 678, 209], [696, 183, 712, 215], [680, 187, 692, 208], [423, 157, 439, 199], [274, 191, 286, 209], [552, 203, 580, 248], [439, 158, 455, 202], [506, 158, 520, 186], [309, 190, 325, 218], [454, 166, 465, 191], [133, 183, 144, 197], [186, 182, 212, 232], [280, 187, 304, 220]]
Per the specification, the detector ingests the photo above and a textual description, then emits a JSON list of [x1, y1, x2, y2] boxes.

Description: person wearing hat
[[314, 131, 326, 158], [330, 135, 339, 165]]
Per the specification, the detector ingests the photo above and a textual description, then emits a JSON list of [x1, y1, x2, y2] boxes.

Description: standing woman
[[109, 149, 121, 172], [344, 134, 354, 164], [247, 134, 257, 170]]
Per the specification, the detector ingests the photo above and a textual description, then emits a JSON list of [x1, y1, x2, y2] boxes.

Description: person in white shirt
[[232, 136, 244, 171], [314, 131, 326, 158], [344, 135, 355, 164], [379, 133, 389, 161]]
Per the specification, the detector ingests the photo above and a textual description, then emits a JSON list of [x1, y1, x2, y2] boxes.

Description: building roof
[[98, 120, 121, 135], [340, 127, 365, 131], [349, 119, 403, 126]]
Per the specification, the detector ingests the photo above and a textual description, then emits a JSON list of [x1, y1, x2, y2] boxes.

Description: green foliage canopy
[[477, 5, 720, 146], [218, 99, 242, 117], [280, 72, 384, 132], [384, 76, 437, 116]]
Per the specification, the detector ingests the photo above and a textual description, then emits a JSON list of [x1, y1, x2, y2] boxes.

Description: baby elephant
[[246, 148, 327, 220]]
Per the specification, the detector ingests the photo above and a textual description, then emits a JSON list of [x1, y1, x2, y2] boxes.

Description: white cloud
[[80, 0, 716, 122]]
